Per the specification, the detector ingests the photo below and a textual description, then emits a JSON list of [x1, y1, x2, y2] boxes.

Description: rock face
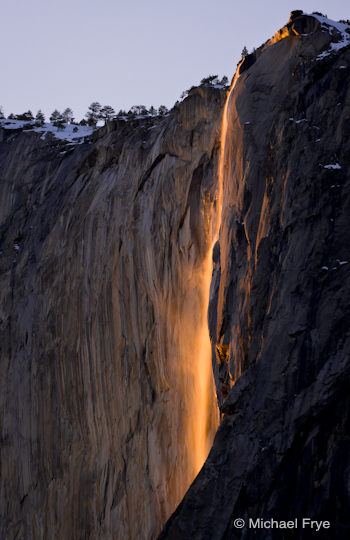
[[0, 88, 225, 539], [160, 14, 350, 539], [1, 11, 350, 540]]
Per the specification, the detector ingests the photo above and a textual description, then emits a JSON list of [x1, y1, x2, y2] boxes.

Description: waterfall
[[182, 72, 242, 480]]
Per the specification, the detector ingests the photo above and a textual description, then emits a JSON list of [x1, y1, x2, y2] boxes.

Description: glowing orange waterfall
[[174, 250, 219, 481], [217, 72, 240, 238], [158, 76, 242, 524], [191, 250, 219, 475], [184, 74, 241, 478]]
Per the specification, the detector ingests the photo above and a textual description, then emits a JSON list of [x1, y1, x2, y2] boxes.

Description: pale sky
[[1, 0, 348, 122]]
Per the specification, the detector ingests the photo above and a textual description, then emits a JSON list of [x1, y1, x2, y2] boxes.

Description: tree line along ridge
[[0, 73, 230, 130]]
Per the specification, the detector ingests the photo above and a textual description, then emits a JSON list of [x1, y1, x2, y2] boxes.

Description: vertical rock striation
[[2, 11, 350, 539], [0, 87, 225, 539], [160, 13, 350, 538]]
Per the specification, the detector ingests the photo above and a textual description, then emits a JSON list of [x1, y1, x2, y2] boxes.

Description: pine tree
[[200, 74, 219, 86], [35, 110, 45, 126], [241, 46, 248, 58], [219, 75, 229, 86], [100, 105, 115, 124], [149, 106, 157, 116], [0, 106, 4, 119], [129, 105, 147, 116], [50, 110, 64, 128], [85, 102, 101, 127], [16, 110, 34, 121], [158, 105, 168, 116], [62, 108, 74, 124]]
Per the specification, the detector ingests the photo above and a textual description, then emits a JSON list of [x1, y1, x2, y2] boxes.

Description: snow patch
[[310, 14, 350, 60], [322, 260, 348, 271], [289, 118, 308, 124], [0, 118, 94, 143], [323, 163, 341, 169]]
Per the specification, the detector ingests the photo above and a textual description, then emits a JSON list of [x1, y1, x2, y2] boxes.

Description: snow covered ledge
[[0, 118, 94, 144], [312, 14, 350, 59], [265, 10, 350, 56]]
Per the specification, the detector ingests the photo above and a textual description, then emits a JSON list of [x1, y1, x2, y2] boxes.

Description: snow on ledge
[[323, 163, 342, 169], [310, 13, 350, 60], [0, 118, 94, 143]]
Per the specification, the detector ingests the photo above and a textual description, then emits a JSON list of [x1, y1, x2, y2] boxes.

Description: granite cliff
[[160, 11, 350, 539], [0, 88, 224, 538], [1, 10, 350, 540]]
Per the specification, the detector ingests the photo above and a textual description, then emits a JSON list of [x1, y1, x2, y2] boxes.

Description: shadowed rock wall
[[160, 15, 350, 540]]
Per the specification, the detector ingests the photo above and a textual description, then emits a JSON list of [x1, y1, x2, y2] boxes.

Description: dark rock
[[238, 53, 256, 75], [290, 10, 304, 20], [160, 15, 350, 540], [291, 15, 321, 35]]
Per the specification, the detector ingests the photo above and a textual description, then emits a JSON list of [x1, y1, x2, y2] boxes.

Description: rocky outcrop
[[0, 87, 225, 539], [160, 14, 350, 539]]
